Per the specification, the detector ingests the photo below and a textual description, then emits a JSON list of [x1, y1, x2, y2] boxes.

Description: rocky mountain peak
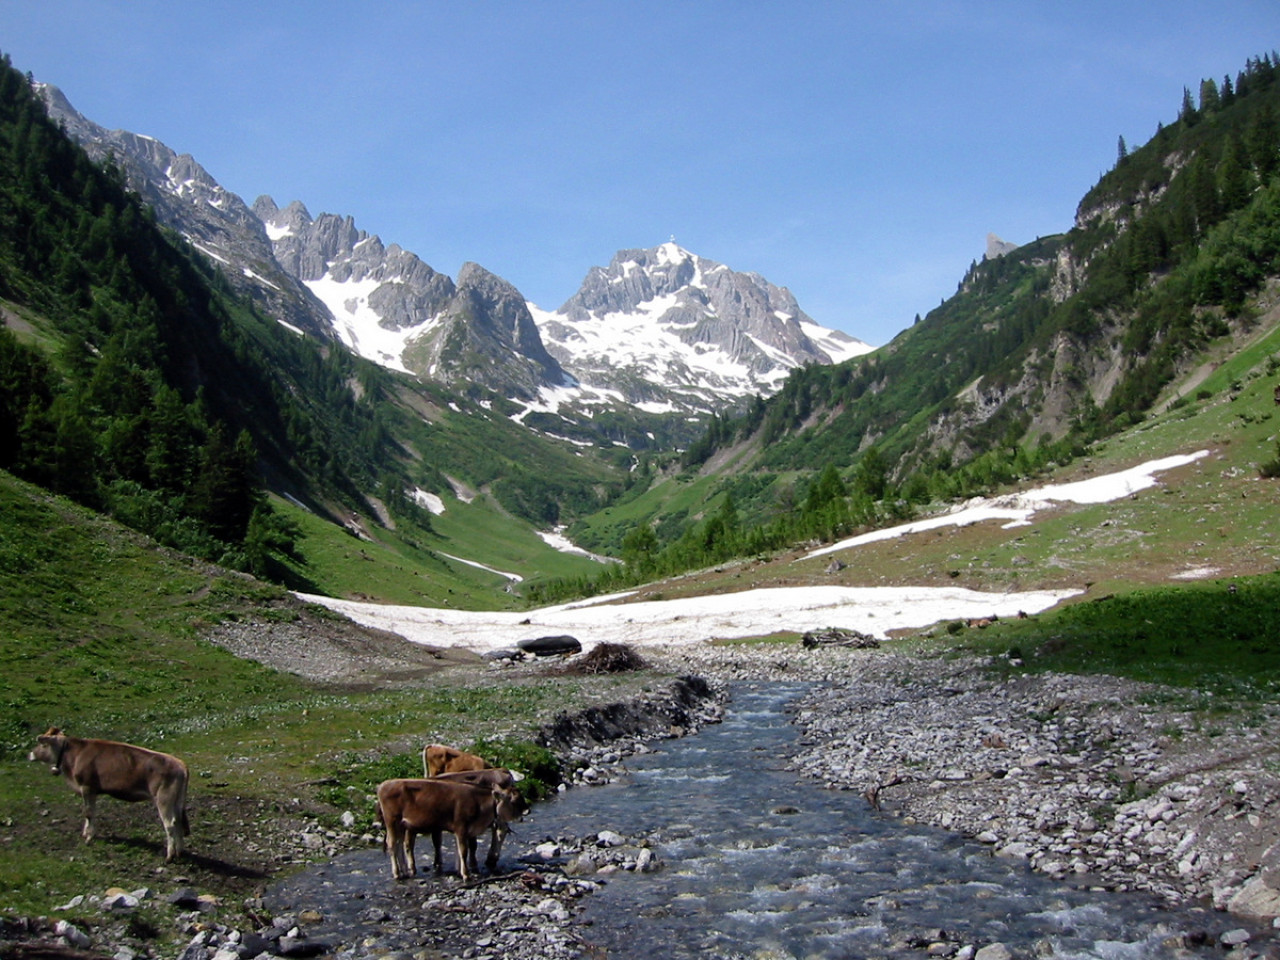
[[985, 233, 1020, 260], [38, 76, 873, 428], [36, 83, 339, 342], [535, 242, 871, 411]]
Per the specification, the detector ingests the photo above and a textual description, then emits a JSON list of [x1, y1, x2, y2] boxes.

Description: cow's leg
[[454, 830, 472, 882], [385, 819, 406, 880], [155, 781, 186, 861], [485, 822, 508, 872], [80, 791, 97, 844], [404, 828, 418, 878], [431, 828, 444, 873]]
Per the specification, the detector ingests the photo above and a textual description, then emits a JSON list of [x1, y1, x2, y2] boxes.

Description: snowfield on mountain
[[299, 452, 1203, 654]]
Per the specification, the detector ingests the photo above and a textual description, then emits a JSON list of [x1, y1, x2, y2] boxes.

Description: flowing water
[[268, 682, 1268, 958]]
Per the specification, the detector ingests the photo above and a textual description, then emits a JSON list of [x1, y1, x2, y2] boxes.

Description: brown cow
[[423, 743, 490, 778], [375, 778, 525, 882], [29, 727, 190, 861], [432, 768, 526, 872]]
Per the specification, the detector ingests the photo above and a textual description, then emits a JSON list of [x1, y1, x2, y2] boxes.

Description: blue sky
[[3, 2, 1277, 345]]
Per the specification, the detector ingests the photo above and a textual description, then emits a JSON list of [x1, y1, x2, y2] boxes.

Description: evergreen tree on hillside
[[0, 51, 417, 574]]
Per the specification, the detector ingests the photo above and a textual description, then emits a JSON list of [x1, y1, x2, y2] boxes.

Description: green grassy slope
[[0, 468, 655, 925]]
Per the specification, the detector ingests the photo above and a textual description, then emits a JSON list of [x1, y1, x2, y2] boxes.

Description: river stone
[[54, 920, 91, 949], [101, 892, 140, 912], [996, 841, 1034, 859], [1227, 876, 1280, 921], [974, 945, 1013, 960], [277, 935, 329, 957], [564, 855, 598, 876], [1220, 928, 1252, 946], [534, 898, 570, 922]]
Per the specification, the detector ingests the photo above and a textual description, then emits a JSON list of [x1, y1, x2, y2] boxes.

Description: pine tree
[[1199, 77, 1221, 114], [1180, 86, 1200, 126]]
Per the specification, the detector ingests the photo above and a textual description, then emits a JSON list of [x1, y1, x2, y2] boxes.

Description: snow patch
[[537, 527, 617, 564], [410, 488, 446, 515], [304, 273, 440, 375], [805, 451, 1210, 561], [296, 583, 1077, 655], [439, 553, 523, 583]]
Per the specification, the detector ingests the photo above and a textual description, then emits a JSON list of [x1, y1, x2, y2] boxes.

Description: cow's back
[[424, 744, 490, 777], [378, 778, 493, 835], [73, 740, 186, 802]]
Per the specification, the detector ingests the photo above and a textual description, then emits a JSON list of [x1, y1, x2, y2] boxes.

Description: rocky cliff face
[[254, 198, 567, 397], [535, 242, 870, 411], [38, 80, 870, 420], [36, 83, 338, 343], [401, 262, 571, 399]]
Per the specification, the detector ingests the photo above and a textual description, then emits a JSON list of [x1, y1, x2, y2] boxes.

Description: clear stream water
[[268, 682, 1270, 958]]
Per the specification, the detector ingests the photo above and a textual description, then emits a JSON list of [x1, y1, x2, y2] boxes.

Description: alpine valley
[[5, 51, 1280, 600], [7, 41, 1280, 960]]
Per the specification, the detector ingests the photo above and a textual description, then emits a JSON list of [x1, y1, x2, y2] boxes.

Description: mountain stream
[[267, 682, 1267, 958]]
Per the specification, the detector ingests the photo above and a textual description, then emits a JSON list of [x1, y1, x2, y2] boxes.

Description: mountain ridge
[[37, 81, 867, 420], [531, 241, 871, 413]]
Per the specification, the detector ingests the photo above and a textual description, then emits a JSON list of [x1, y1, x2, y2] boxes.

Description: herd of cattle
[[28, 728, 529, 882]]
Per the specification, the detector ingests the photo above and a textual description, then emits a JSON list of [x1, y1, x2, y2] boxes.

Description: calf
[[29, 727, 189, 861], [433, 768, 527, 872], [375, 778, 524, 882], [423, 743, 490, 777]]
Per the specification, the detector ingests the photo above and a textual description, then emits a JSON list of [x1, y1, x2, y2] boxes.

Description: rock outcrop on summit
[[38, 79, 871, 417], [532, 242, 871, 411]]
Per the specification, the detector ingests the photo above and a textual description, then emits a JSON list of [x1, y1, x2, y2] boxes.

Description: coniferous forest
[[0, 55, 403, 575]]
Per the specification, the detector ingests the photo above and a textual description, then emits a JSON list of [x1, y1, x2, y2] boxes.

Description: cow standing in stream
[[376, 777, 526, 882], [29, 727, 190, 861]]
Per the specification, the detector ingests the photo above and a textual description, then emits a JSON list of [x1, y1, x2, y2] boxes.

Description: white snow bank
[[296, 584, 1078, 655], [804, 451, 1208, 561], [439, 553, 523, 583], [294, 452, 1206, 655], [537, 527, 617, 564], [410, 488, 446, 515]]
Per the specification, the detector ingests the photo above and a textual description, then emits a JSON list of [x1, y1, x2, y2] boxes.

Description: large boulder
[[517, 635, 583, 657]]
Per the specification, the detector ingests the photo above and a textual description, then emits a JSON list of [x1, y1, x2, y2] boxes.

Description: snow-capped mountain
[[35, 83, 338, 343], [254, 198, 567, 398], [531, 243, 871, 412], [36, 79, 871, 423]]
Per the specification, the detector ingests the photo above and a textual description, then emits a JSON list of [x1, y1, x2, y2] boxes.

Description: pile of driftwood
[[800, 627, 880, 649]]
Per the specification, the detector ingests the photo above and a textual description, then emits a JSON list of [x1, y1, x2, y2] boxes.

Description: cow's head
[[29, 727, 66, 772], [493, 784, 529, 823]]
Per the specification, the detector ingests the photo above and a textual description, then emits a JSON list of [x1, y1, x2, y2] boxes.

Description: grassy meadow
[[0, 472, 656, 927]]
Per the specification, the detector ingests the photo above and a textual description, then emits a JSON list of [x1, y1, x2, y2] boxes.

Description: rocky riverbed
[[650, 642, 1280, 926], [13, 639, 1280, 960]]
